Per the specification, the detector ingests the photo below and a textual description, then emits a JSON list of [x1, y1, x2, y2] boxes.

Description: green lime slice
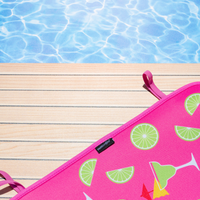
[[175, 126, 200, 141], [106, 166, 134, 184], [185, 93, 200, 115], [130, 123, 159, 150], [79, 159, 97, 186]]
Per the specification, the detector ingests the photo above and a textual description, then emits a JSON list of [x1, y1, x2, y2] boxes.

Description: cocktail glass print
[[149, 153, 200, 190], [83, 192, 92, 200]]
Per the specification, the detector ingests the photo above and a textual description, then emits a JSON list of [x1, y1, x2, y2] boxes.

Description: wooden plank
[[0, 142, 91, 159], [0, 91, 159, 106], [0, 76, 199, 90], [0, 160, 65, 178], [0, 63, 200, 74], [0, 107, 145, 124], [0, 124, 118, 141], [0, 76, 145, 90]]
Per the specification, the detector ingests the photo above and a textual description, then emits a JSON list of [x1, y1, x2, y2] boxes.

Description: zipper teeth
[[11, 82, 200, 200]]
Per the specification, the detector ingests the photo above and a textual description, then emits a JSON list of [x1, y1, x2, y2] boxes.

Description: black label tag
[[95, 138, 115, 154]]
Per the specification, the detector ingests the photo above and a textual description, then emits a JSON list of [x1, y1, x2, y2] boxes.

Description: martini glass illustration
[[149, 153, 200, 190], [83, 192, 92, 200]]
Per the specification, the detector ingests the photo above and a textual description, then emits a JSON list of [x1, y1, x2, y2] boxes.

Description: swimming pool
[[0, 0, 200, 63]]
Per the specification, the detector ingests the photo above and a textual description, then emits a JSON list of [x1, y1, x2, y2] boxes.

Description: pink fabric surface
[[11, 83, 200, 200]]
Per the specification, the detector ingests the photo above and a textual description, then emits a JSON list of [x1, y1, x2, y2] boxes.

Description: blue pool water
[[0, 0, 200, 63]]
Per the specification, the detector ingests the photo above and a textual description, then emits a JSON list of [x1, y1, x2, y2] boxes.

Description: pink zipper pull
[[143, 70, 166, 100]]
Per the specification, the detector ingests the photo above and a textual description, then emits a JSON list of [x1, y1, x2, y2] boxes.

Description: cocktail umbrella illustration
[[83, 192, 92, 200], [153, 179, 169, 199], [140, 184, 153, 200]]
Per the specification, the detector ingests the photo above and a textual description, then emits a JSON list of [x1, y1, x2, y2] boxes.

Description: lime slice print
[[106, 166, 134, 184], [79, 159, 97, 186], [185, 93, 200, 115], [175, 126, 200, 141], [130, 123, 159, 150]]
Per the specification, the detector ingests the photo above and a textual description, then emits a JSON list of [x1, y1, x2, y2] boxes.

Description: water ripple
[[0, 0, 200, 63]]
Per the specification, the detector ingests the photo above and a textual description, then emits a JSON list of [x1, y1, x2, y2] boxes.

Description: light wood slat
[[0, 124, 118, 141], [0, 107, 144, 123], [0, 179, 36, 198], [0, 160, 65, 178], [0, 64, 200, 74], [0, 142, 90, 159], [0, 91, 160, 106], [0, 76, 199, 90]]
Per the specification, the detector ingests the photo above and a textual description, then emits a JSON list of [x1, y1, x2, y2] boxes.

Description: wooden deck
[[0, 64, 200, 199]]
